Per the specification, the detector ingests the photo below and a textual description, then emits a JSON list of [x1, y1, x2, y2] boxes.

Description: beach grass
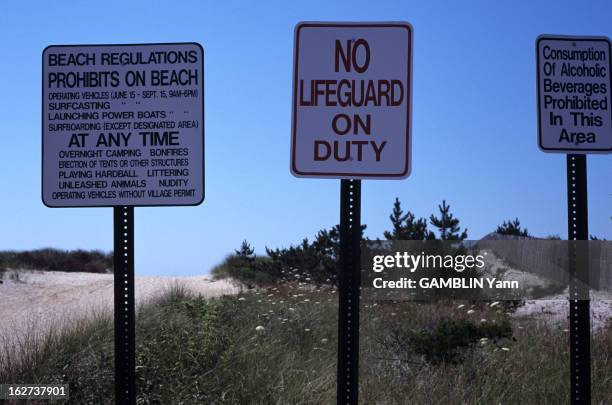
[[1, 282, 611, 404]]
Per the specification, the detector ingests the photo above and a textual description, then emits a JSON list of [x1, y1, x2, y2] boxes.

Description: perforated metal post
[[113, 206, 136, 405], [566, 155, 591, 405], [337, 179, 361, 405]]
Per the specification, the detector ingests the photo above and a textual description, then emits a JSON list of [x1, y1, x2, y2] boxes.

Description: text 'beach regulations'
[[42, 43, 204, 207]]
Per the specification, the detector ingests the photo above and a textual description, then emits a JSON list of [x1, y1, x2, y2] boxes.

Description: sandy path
[[0, 270, 240, 349]]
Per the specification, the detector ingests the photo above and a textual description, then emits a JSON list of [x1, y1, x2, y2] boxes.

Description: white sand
[[0, 270, 240, 348], [513, 290, 612, 331]]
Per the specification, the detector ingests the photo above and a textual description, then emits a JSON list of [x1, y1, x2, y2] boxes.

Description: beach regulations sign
[[291, 22, 413, 178], [536, 35, 612, 153], [42, 43, 204, 207]]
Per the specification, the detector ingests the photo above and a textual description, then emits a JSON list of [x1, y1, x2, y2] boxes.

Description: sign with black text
[[536, 35, 612, 153], [291, 22, 412, 178], [42, 43, 204, 207]]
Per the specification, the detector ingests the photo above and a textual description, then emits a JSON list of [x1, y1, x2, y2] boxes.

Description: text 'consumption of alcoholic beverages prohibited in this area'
[[536, 35, 612, 153]]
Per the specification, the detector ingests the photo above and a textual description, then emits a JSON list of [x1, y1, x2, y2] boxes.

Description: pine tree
[[429, 200, 467, 240], [496, 218, 529, 237], [383, 198, 432, 240], [384, 198, 408, 240], [235, 240, 255, 261]]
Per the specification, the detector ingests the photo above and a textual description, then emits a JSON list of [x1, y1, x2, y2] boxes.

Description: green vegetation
[[213, 198, 472, 289], [384, 198, 433, 240], [211, 241, 279, 289], [1, 285, 611, 404], [361, 299, 612, 405], [0, 248, 112, 274], [383, 317, 512, 364], [4, 200, 610, 403], [429, 200, 468, 240], [496, 218, 530, 237], [213, 225, 365, 288]]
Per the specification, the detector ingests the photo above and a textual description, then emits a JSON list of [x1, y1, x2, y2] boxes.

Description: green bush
[[210, 240, 279, 287], [212, 228, 365, 287], [211, 254, 278, 288], [0, 248, 112, 273], [266, 225, 366, 286], [386, 318, 513, 364], [265, 236, 338, 286]]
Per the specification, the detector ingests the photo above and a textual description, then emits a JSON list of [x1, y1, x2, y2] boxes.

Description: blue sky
[[0, 0, 610, 275]]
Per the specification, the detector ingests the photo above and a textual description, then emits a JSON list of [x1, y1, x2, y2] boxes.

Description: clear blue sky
[[0, 0, 610, 275]]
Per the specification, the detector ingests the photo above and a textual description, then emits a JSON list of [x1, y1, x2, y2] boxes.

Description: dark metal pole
[[337, 179, 361, 405], [566, 155, 591, 405], [113, 206, 136, 405]]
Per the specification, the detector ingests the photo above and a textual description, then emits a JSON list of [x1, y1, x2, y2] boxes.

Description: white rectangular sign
[[291, 22, 413, 179], [536, 35, 612, 153], [42, 43, 204, 207]]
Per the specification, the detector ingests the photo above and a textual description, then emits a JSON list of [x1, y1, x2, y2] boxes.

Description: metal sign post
[[337, 179, 361, 405], [42, 43, 205, 404], [536, 35, 611, 404], [566, 155, 591, 405], [290, 22, 413, 405], [113, 206, 136, 405]]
